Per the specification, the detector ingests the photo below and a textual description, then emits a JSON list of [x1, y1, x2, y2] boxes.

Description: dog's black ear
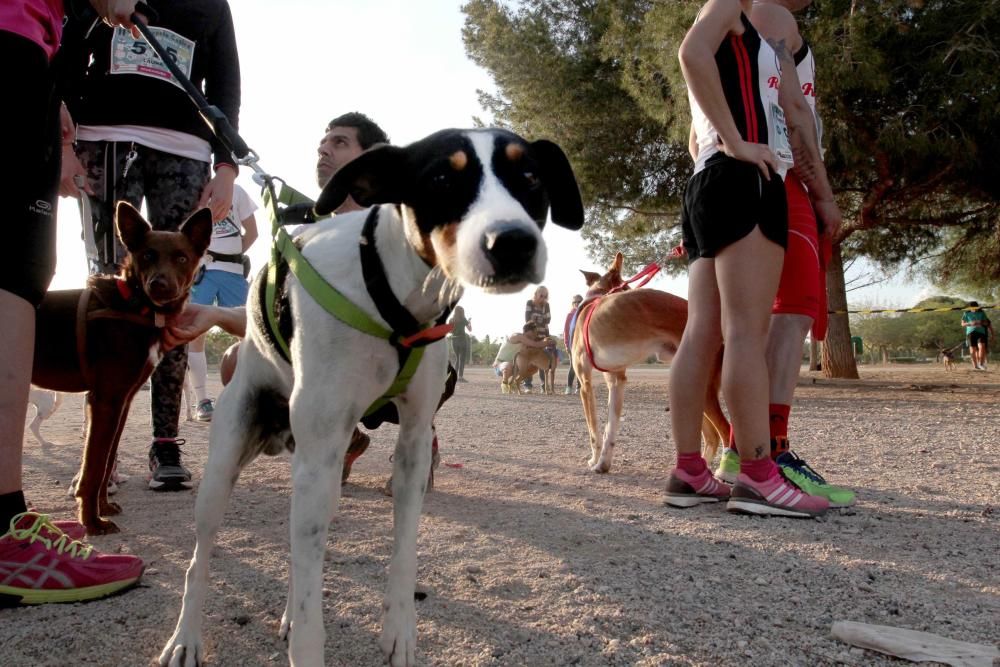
[[580, 269, 601, 286], [180, 207, 214, 256], [315, 146, 409, 216], [530, 140, 584, 231], [115, 201, 152, 252]]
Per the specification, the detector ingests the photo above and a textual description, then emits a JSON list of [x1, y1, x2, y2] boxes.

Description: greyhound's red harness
[[579, 262, 662, 373]]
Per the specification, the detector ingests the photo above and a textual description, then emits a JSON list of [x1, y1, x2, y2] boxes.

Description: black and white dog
[[159, 129, 583, 667]]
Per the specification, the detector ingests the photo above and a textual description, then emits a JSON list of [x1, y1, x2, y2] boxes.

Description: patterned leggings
[[75, 141, 210, 439]]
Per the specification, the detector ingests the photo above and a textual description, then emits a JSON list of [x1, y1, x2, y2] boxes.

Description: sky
[[49, 0, 933, 341]]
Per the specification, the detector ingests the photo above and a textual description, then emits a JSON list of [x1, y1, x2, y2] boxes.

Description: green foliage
[[850, 295, 968, 356], [470, 335, 501, 365], [463, 0, 1000, 275], [203, 330, 239, 366]]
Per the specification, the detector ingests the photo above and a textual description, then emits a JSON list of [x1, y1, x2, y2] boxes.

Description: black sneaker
[[148, 438, 193, 490]]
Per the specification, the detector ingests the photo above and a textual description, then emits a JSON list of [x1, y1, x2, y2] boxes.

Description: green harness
[[260, 181, 450, 418]]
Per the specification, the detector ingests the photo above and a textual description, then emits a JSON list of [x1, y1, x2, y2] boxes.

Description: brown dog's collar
[[117, 279, 165, 327]]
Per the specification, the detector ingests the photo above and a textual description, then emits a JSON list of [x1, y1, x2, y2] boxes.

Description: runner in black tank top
[[665, 0, 830, 519]]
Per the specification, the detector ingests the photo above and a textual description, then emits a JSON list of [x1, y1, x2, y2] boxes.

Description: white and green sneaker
[[714, 448, 740, 484], [776, 451, 856, 508]]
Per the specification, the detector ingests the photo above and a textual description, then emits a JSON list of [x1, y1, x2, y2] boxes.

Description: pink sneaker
[[51, 520, 87, 541], [665, 467, 731, 507], [727, 472, 829, 518], [26, 508, 87, 541], [0, 512, 143, 604]]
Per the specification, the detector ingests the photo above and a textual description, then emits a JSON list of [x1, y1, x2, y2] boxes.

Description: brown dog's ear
[[611, 252, 623, 273], [580, 269, 601, 286], [179, 208, 214, 256], [115, 201, 152, 252]]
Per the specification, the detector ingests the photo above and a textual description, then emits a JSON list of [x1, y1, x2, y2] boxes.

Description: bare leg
[[0, 290, 34, 497], [669, 258, 723, 457], [766, 313, 813, 405], [715, 228, 784, 461]]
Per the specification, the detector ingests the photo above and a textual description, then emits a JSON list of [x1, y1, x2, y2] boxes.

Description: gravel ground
[[4, 364, 998, 666]]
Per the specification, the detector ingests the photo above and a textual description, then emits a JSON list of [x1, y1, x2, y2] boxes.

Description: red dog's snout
[[147, 274, 181, 302]]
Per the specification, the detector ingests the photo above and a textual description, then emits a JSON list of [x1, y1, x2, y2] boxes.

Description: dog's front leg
[[286, 412, 346, 666], [78, 393, 124, 534], [160, 389, 251, 667], [595, 370, 627, 473], [380, 413, 433, 667], [577, 369, 602, 468]]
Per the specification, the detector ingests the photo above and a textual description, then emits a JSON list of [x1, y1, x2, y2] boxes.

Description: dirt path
[[4, 365, 998, 666]]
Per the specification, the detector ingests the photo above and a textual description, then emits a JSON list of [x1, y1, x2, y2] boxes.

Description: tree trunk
[[809, 338, 821, 371], [822, 243, 860, 379]]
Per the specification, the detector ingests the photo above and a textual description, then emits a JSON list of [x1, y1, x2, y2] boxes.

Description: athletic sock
[[769, 403, 791, 459], [740, 456, 780, 483], [676, 452, 708, 476], [0, 490, 28, 530], [188, 351, 209, 403]]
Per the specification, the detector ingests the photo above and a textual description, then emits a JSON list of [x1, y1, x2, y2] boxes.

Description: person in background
[[563, 294, 583, 394], [492, 322, 551, 391], [0, 0, 146, 606], [187, 182, 258, 421], [961, 301, 991, 371], [448, 305, 472, 382], [524, 285, 552, 391]]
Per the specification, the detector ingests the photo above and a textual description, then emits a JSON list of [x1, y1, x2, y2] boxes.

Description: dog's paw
[[85, 518, 120, 536], [380, 598, 417, 667], [158, 635, 202, 667], [590, 461, 611, 474], [100, 501, 123, 515], [278, 610, 291, 641]]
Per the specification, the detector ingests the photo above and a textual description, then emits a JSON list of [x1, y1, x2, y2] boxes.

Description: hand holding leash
[[130, 12, 251, 162]]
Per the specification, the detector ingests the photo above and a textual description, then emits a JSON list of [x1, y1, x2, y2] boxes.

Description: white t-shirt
[[204, 184, 258, 274]]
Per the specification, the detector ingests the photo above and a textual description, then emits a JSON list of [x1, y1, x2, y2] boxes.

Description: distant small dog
[[510, 343, 557, 394], [26, 387, 63, 448], [941, 349, 955, 371]]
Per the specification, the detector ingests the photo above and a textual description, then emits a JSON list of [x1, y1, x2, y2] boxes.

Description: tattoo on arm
[[765, 37, 794, 70], [754, 445, 765, 459]]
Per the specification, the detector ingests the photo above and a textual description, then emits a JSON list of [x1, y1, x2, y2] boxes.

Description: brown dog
[[571, 252, 728, 473], [512, 343, 558, 394], [31, 202, 211, 535]]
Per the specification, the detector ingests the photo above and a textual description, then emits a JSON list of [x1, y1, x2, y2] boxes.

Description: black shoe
[[148, 438, 193, 490]]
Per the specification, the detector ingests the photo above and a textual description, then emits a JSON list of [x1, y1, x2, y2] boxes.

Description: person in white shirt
[[186, 183, 258, 421]]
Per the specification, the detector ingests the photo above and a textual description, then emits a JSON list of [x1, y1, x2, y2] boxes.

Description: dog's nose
[[481, 224, 538, 275]]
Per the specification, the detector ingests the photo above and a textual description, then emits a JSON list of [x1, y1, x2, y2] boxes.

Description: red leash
[[579, 246, 687, 371]]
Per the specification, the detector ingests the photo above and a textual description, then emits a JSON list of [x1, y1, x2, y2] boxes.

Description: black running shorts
[[681, 153, 788, 262], [0, 31, 61, 306]]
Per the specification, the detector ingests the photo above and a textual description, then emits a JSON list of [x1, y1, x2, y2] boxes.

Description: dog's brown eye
[[176, 256, 188, 265], [142, 251, 155, 262]]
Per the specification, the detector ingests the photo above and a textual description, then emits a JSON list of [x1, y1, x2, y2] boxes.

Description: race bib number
[[110, 26, 195, 90], [769, 102, 794, 164]]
